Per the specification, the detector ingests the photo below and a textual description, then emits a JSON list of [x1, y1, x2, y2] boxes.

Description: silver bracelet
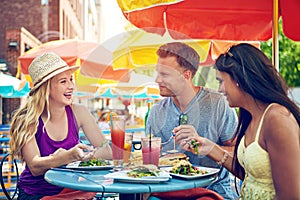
[[216, 150, 229, 166]]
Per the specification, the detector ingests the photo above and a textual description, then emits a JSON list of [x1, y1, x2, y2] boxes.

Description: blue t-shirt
[[146, 87, 238, 199], [18, 105, 79, 196]]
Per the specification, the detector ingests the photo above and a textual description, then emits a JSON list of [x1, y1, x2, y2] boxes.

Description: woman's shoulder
[[263, 103, 298, 139], [70, 104, 95, 127], [70, 103, 90, 116], [265, 103, 293, 121]]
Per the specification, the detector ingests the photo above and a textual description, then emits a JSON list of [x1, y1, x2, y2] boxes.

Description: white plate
[[104, 170, 171, 183], [162, 166, 219, 180], [66, 160, 113, 170]]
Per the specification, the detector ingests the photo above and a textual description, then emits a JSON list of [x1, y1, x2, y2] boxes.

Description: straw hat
[[28, 52, 79, 95]]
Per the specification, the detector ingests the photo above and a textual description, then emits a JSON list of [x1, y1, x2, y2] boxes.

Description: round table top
[[45, 168, 218, 194]]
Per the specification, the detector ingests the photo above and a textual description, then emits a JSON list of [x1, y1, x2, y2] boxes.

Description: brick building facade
[[0, 0, 99, 124]]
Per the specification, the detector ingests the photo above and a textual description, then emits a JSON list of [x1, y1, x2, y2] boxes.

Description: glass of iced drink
[[141, 137, 161, 166], [123, 132, 133, 164], [109, 115, 126, 171]]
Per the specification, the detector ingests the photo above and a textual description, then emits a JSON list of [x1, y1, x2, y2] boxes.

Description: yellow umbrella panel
[[118, 0, 182, 12], [80, 29, 211, 78], [80, 28, 259, 78]]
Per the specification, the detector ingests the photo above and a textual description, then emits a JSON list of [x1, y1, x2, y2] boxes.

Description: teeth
[[64, 93, 72, 97]]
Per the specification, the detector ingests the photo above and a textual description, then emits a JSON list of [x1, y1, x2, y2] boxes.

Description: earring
[[236, 83, 239, 87], [183, 70, 190, 79]]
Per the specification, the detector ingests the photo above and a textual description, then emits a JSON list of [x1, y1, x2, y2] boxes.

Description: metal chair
[[0, 154, 19, 200], [95, 192, 119, 200]]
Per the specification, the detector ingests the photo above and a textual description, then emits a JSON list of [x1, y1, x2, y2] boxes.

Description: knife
[[51, 167, 91, 174]]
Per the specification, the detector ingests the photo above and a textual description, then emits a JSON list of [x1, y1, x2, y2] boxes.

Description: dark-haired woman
[[179, 43, 300, 200]]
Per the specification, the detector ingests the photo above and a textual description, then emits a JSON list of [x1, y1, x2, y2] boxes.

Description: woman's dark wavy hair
[[214, 43, 300, 178]]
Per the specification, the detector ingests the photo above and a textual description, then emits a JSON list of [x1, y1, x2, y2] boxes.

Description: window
[[41, 0, 48, 5]]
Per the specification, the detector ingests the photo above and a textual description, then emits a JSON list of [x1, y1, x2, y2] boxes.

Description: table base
[[120, 193, 142, 200]]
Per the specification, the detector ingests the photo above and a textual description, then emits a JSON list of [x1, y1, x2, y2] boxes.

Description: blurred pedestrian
[[98, 111, 110, 130]]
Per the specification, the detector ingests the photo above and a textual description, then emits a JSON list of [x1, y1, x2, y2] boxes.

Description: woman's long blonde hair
[[9, 80, 51, 160]]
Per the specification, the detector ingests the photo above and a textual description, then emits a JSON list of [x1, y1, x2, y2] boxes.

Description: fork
[[161, 133, 179, 154], [161, 133, 175, 145]]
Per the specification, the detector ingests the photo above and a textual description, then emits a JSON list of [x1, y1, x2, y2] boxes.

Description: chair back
[[0, 154, 19, 200]]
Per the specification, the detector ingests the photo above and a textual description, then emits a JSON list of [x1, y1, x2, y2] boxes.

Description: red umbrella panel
[[117, 0, 300, 41]]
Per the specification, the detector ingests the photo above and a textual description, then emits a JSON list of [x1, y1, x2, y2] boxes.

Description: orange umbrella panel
[[18, 39, 98, 74], [18, 39, 130, 82]]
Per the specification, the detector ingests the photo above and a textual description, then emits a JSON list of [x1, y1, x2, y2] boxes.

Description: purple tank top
[[18, 105, 79, 196]]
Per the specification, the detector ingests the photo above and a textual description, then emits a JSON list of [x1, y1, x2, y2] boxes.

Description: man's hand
[[173, 124, 200, 152]]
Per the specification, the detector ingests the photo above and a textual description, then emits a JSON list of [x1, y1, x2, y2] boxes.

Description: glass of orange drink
[[123, 132, 133, 164]]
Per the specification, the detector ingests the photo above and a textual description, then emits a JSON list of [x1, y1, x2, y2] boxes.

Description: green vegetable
[[190, 139, 200, 154], [170, 160, 208, 176], [79, 158, 110, 167], [127, 167, 160, 178], [170, 165, 205, 176]]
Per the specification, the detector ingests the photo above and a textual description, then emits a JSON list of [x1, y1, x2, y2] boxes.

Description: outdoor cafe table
[[44, 168, 218, 200]]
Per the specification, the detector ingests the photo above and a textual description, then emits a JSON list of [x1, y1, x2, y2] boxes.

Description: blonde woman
[[10, 52, 112, 200]]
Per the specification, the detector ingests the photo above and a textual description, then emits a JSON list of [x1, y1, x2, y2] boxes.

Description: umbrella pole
[[272, 0, 279, 71]]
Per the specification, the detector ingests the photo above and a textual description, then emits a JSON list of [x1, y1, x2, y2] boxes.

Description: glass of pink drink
[[110, 115, 125, 171], [141, 137, 161, 166]]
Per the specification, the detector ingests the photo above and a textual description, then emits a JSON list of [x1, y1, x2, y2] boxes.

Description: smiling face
[[155, 56, 187, 97], [49, 70, 76, 106], [216, 70, 242, 107]]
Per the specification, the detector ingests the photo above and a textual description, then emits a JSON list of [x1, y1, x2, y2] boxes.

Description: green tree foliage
[[261, 20, 300, 87]]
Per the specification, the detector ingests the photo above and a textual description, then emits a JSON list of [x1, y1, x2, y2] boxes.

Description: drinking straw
[[109, 113, 114, 130], [149, 126, 152, 163]]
